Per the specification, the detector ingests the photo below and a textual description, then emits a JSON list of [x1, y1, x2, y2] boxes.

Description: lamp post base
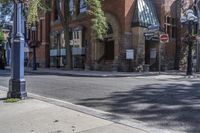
[[7, 79, 27, 99], [186, 71, 192, 76]]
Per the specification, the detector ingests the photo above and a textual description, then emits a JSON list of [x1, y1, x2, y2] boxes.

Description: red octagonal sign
[[160, 34, 169, 43]]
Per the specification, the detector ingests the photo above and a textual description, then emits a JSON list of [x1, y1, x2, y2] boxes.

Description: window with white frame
[[164, 16, 176, 39]]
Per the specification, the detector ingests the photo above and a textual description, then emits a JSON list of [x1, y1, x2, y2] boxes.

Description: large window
[[164, 16, 176, 39], [54, 0, 61, 20], [107, 23, 113, 35], [70, 0, 74, 15], [50, 32, 56, 49], [78, 0, 87, 14]]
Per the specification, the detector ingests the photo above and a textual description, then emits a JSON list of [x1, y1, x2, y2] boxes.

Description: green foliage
[[0, 0, 9, 3], [4, 98, 20, 103], [86, 0, 108, 40], [0, 29, 4, 44], [27, 0, 50, 24]]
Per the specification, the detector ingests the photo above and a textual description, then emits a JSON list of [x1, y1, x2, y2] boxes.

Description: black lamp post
[[195, 0, 200, 72], [7, 0, 27, 99], [180, 9, 198, 75], [31, 26, 37, 70], [28, 25, 41, 70]]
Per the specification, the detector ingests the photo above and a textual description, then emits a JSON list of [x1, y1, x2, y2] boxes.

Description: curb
[[5, 67, 200, 78], [0, 86, 183, 133], [24, 70, 187, 78], [25, 71, 129, 78]]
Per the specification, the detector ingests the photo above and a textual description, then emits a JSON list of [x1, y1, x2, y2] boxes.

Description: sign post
[[126, 49, 134, 71], [159, 34, 169, 74]]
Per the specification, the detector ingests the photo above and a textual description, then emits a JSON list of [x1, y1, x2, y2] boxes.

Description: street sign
[[144, 32, 154, 36], [160, 34, 169, 43], [126, 49, 134, 60], [148, 24, 159, 32], [144, 32, 159, 41]]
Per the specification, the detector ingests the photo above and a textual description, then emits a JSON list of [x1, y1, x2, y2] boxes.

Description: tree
[[55, 0, 71, 69], [87, 0, 107, 40], [0, 1, 12, 27]]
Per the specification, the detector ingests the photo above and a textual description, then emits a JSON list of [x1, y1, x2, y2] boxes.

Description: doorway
[[145, 40, 159, 71], [104, 40, 114, 61]]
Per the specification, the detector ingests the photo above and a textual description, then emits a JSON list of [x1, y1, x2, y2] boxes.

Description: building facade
[[33, 0, 195, 72]]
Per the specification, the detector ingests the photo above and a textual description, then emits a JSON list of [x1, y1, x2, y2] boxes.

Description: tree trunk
[[56, 0, 72, 69], [63, 24, 72, 69]]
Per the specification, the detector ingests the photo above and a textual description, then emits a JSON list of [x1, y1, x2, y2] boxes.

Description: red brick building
[[33, 0, 195, 71]]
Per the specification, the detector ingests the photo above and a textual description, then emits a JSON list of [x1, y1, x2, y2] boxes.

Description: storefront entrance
[[145, 40, 159, 71]]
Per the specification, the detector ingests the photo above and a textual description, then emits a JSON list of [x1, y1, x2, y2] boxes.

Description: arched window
[[107, 23, 113, 35]]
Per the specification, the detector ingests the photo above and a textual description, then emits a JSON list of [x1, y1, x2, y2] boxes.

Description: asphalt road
[[0, 69, 200, 133]]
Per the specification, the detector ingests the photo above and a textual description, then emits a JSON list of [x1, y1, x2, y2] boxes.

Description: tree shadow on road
[[78, 80, 200, 133]]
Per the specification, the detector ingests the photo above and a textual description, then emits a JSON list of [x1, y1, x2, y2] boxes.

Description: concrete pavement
[[0, 88, 185, 133], [0, 90, 149, 133]]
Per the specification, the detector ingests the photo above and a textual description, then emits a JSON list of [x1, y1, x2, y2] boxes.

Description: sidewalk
[[0, 89, 183, 133], [0, 90, 148, 133], [23, 67, 200, 78]]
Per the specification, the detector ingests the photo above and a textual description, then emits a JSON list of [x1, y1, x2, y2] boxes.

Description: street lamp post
[[31, 26, 37, 70], [180, 9, 198, 75], [195, 0, 200, 72], [7, 0, 27, 99]]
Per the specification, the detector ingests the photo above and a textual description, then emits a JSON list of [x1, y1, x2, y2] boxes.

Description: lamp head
[[180, 16, 187, 23], [187, 13, 198, 22], [186, 9, 194, 15]]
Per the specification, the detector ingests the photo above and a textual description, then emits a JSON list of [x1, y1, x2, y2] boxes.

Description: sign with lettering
[[126, 49, 134, 60], [144, 32, 159, 41]]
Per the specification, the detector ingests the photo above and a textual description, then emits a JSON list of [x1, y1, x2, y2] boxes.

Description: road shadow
[[78, 81, 200, 133]]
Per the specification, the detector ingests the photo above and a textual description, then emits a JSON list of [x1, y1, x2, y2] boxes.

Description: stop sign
[[160, 34, 169, 43]]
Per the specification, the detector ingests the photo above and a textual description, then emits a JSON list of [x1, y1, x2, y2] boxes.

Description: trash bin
[[37, 63, 40, 68]]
